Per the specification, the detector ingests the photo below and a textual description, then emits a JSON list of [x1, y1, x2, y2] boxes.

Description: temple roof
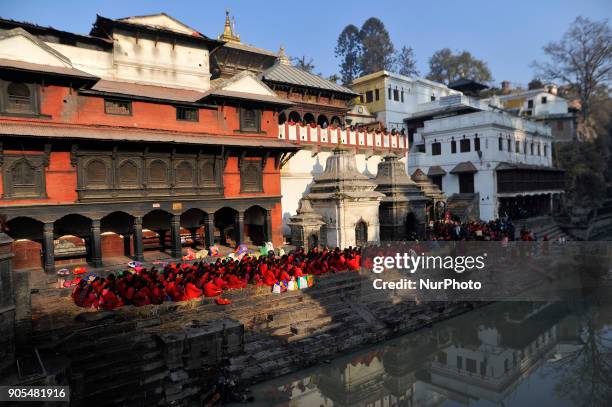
[[427, 166, 447, 176], [261, 62, 357, 96], [450, 161, 478, 174], [0, 121, 301, 150]]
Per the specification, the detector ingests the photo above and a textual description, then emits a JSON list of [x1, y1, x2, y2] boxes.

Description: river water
[[246, 289, 612, 407]]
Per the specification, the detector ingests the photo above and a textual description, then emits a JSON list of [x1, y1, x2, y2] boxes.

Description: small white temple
[[304, 148, 384, 248]]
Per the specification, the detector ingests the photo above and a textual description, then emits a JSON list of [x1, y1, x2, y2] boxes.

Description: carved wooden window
[[149, 160, 167, 183], [104, 99, 132, 115], [85, 160, 107, 184], [176, 161, 194, 183], [1, 82, 38, 115], [240, 108, 260, 132], [119, 160, 139, 185], [200, 161, 216, 184], [240, 159, 262, 192], [176, 106, 198, 121], [2, 156, 45, 198]]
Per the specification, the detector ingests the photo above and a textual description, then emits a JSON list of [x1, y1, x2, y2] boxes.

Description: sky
[[1, 0, 610, 87]]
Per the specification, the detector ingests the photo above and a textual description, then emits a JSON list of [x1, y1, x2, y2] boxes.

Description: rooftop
[[261, 63, 357, 96]]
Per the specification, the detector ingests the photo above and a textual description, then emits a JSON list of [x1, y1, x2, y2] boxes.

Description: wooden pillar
[[132, 216, 144, 262], [158, 230, 166, 251], [90, 219, 102, 268], [235, 211, 245, 246], [170, 214, 182, 258], [205, 214, 215, 247], [265, 209, 273, 243], [42, 222, 55, 274]]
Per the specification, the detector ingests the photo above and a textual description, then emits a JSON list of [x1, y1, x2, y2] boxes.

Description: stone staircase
[[516, 216, 571, 241], [447, 193, 480, 221]]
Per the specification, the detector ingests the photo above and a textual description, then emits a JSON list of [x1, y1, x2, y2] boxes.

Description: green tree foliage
[[335, 24, 362, 85], [394, 46, 419, 77], [292, 55, 315, 73], [359, 17, 395, 75], [427, 48, 493, 84], [533, 17, 612, 122]]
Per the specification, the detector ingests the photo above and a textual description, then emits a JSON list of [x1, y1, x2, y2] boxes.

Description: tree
[[394, 46, 419, 77], [359, 17, 395, 75], [335, 24, 362, 85], [292, 56, 315, 73], [427, 48, 493, 84], [528, 78, 544, 90], [327, 73, 341, 84], [533, 17, 612, 122]]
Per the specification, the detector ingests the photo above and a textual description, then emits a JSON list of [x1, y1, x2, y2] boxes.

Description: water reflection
[[247, 293, 612, 407]]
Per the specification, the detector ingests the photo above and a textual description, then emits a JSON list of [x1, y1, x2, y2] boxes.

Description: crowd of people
[[429, 218, 541, 242], [71, 247, 362, 310]]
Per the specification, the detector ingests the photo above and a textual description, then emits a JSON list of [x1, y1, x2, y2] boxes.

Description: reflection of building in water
[[423, 302, 570, 404]]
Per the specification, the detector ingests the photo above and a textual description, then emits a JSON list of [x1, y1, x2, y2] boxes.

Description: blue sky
[[1, 0, 610, 86]]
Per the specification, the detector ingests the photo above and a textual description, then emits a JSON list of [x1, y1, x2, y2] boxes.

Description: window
[[375, 89, 380, 101], [544, 144, 548, 157], [104, 99, 132, 115], [401, 90, 404, 102], [119, 160, 138, 184], [176, 106, 198, 121], [431, 95, 436, 101], [176, 161, 194, 183], [531, 142, 534, 155], [359, 94, 364, 103], [527, 99, 534, 109], [2, 82, 38, 115], [524, 141, 527, 155], [537, 143, 541, 156], [240, 108, 261, 132], [366, 90, 373, 103], [431, 142, 441, 155], [460, 138, 470, 153], [431, 175, 443, 190], [498, 137, 503, 151], [451, 139, 457, 154], [393, 89, 399, 101], [457, 356, 463, 370], [541, 96, 547, 104], [3, 157, 46, 198], [556, 121, 564, 131], [515, 140, 520, 153], [240, 159, 263, 192], [149, 160, 168, 183], [474, 136, 481, 151], [86, 160, 107, 184], [507, 139, 511, 152], [388, 87, 392, 100], [466, 358, 477, 373]]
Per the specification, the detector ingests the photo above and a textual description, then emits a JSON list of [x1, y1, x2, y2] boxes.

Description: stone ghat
[[28, 270, 483, 406]]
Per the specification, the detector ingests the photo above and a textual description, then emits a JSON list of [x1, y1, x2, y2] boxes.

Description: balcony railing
[[278, 123, 408, 152]]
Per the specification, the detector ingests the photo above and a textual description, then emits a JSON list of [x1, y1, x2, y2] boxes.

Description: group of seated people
[[429, 218, 522, 241], [71, 246, 362, 310]]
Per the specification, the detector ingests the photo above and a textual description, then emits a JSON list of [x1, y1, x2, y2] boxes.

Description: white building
[[406, 94, 564, 221], [350, 70, 459, 132]]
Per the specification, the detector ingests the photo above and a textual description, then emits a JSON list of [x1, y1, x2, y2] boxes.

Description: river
[[244, 289, 612, 407]]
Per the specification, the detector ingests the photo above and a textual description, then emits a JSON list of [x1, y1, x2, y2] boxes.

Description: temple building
[[0, 13, 299, 273], [405, 94, 564, 221]]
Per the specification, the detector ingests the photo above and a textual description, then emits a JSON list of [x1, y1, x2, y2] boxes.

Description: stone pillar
[[265, 209, 273, 243], [42, 222, 55, 274], [158, 230, 166, 251], [90, 219, 102, 268], [205, 214, 215, 247], [0, 232, 16, 375], [170, 215, 182, 258], [132, 216, 144, 262], [235, 211, 245, 246]]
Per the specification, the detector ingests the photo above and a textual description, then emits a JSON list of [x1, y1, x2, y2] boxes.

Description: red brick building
[[0, 14, 298, 273]]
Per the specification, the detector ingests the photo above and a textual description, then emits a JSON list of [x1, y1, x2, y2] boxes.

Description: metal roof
[[0, 121, 301, 150], [427, 166, 447, 176], [0, 58, 98, 80], [90, 80, 205, 103], [261, 63, 357, 96], [202, 89, 294, 106]]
